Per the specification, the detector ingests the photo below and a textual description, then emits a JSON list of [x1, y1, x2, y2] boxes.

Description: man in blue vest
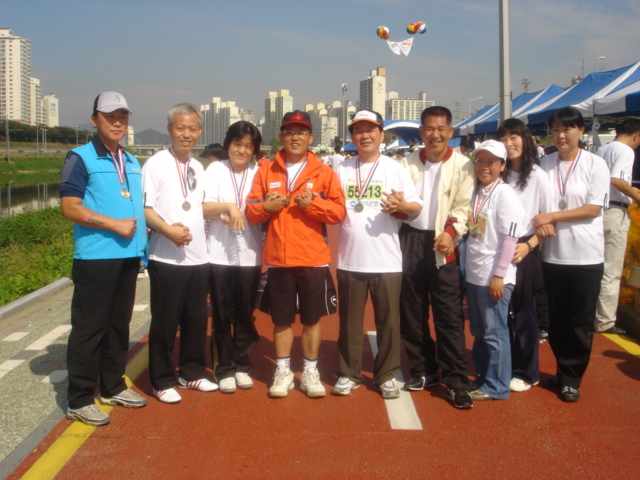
[[60, 91, 148, 426]]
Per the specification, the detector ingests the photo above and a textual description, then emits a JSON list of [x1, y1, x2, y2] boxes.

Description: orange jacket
[[246, 150, 345, 267]]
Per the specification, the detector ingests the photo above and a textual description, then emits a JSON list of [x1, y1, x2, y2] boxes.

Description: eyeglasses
[[474, 159, 502, 167], [281, 130, 310, 137], [187, 167, 197, 191]]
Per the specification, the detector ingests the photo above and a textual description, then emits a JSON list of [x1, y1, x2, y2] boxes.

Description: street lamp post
[[43, 128, 48, 153], [468, 96, 483, 118], [341, 83, 348, 147], [75, 125, 78, 146]]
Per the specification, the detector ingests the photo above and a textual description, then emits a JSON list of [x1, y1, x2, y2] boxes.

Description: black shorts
[[263, 266, 335, 326]]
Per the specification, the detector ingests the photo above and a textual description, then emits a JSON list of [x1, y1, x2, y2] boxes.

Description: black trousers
[[148, 261, 209, 390], [399, 226, 471, 389], [210, 264, 261, 380], [543, 262, 604, 388], [67, 257, 139, 409]]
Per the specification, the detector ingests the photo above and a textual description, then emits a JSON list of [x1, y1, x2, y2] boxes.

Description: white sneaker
[[235, 372, 254, 389], [153, 387, 182, 404], [66, 404, 110, 426], [219, 377, 237, 394], [510, 378, 535, 392], [269, 366, 295, 398], [331, 376, 360, 396], [380, 379, 400, 399], [300, 367, 326, 398], [177, 377, 219, 392]]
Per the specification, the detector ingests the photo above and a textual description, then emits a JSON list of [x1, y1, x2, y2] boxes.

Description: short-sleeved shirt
[[465, 181, 524, 286], [142, 149, 208, 266], [336, 154, 422, 273], [597, 141, 635, 205], [539, 150, 609, 265], [506, 165, 553, 237], [202, 160, 262, 266]]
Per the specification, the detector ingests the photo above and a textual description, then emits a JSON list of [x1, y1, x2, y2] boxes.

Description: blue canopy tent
[[464, 85, 564, 135], [383, 120, 422, 144], [593, 80, 640, 117], [453, 104, 494, 137], [520, 61, 640, 130]]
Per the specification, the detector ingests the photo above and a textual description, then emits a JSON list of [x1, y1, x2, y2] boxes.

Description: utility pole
[[454, 102, 462, 124], [522, 78, 530, 93], [499, 0, 512, 122]]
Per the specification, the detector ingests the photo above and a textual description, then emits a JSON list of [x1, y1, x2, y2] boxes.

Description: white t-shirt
[[597, 141, 635, 205], [407, 159, 442, 230], [465, 181, 525, 286], [336, 154, 422, 273], [142, 149, 208, 266], [329, 153, 345, 170], [506, 165, 553, 237], [539, 150, 609, 265], [202, 160, 262, 266]]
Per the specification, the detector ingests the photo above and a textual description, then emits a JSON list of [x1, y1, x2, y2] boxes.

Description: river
[[0, 182, 60, 218]]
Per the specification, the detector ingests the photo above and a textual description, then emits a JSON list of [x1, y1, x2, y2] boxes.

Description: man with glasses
[[61, 91, 147, 426], [142, 103, 218, 404], [246, 110, 345, 398], [397, 106, 475, 409]]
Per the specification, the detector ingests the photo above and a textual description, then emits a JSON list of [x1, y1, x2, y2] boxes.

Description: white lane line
[[0, 359, 26, 379], [2, 332, 29, 341], [41, 369, 68, 384], [133, 304, 149, 312], [367, 330, 423, 431], [24, 325, 72, 351]]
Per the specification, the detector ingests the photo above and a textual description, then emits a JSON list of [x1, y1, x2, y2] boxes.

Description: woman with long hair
[[498, 118, 553, 393]]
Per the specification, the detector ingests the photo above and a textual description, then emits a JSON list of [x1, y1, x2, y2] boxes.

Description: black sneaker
[[447, 387, 473, 409], [600, 325, 626, 335], [561, 386, 580, 402], [404, 373, 440, 391]]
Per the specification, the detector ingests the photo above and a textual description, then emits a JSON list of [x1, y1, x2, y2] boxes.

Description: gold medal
[[121, 188, 131, 199]]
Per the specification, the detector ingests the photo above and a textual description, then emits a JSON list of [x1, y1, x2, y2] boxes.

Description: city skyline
[[3, 0, 639, 132]]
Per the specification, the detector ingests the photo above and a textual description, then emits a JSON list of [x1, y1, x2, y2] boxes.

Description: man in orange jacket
[[246, 110, 346, 398]]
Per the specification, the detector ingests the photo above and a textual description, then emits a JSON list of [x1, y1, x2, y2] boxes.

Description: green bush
[[0, 207, 73, 306]]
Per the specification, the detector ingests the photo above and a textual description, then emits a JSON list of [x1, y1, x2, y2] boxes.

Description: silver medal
[[182, 201, 191, 211], [559, 199, 567, 210], [354, 202, 364, 213]]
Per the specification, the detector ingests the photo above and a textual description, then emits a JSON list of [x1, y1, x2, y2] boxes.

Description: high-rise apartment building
[[263, 89, 292, 146], [329, 101, 356, 144], [42, 93, 59, 127], [359, 67, 386, 114], [199, 97, 255, 145], [305, 103, 338, 147], [386, 91, 434, 121], [0, 28, 31, 124], [30, 77, 43, 125]]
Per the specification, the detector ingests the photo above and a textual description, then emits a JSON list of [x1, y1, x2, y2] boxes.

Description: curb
[[0, 278, 72, 321]]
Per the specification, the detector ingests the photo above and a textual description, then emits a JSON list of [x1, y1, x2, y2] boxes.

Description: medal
[[559, 198, 567, 210], [354, 202, 364, 213], [121, 188, 131, 199], [182, 201, 191, 211], [470, 229, 478, 239], [173, 149, 193, 211], [471, 179, 501, 236], [108, 145, 129, 199]]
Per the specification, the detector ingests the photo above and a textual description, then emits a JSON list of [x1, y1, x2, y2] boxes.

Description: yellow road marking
[[603, 333, 640, 358], [21, 344, 149, 480]]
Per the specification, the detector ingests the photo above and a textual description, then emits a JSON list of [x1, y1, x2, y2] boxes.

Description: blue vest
[[71, 141, 147, 260]]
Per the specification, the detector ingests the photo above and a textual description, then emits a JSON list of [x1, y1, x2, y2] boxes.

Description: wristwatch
[[526, 240, 535, 252]]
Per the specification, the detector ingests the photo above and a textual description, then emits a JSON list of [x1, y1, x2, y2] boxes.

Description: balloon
[[414, 22, 427, 34], [406, 23, 417, 34], [377, 26, 390, 39]]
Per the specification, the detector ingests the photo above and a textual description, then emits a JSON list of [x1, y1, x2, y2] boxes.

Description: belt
[[608, 201, 630, 209]]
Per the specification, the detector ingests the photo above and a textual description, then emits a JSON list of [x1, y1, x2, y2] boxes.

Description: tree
[[270, 139, 281, 155], [333, 136, 343, 149]]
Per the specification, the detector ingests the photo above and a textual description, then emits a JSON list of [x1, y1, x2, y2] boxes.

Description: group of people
[[60, 90, 640, 427]]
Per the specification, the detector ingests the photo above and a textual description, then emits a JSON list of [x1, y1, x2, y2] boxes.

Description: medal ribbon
[[472, 178, 502, 223], [356, 156, 380, 201], [286, 158, 307, 193], [228, 161, 248, 210], [556, 148, 582, 199], [108, 147, 126, 188], [171, 148, 190, 201]]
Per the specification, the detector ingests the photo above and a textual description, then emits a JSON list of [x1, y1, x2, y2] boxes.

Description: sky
[[4, 0, 640, 132]]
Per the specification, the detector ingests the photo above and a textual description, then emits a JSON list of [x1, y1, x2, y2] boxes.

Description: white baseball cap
[[472, 139, 507, 161], [93, 91, 132, 115]]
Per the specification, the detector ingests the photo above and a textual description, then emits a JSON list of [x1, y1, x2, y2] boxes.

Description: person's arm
[[60, 196, 138, 239], [203, 202, 244, 231], [490, 235, 518, 301], [298, 168, 346, 225], [144, 207, 192, 247], [611, 178, 640, 203]]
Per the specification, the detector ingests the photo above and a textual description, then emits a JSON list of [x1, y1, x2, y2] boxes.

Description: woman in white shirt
[[533, 107, 609, 403], [499, 118, 553, 393], [203, 121, 263, 394]]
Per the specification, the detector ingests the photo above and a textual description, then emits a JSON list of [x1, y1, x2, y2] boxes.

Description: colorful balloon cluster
[[376, 25, 390, 40], [406, 22, 427, 34]]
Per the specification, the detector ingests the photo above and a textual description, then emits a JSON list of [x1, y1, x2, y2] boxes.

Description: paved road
[[0, 274, 152, 478]]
